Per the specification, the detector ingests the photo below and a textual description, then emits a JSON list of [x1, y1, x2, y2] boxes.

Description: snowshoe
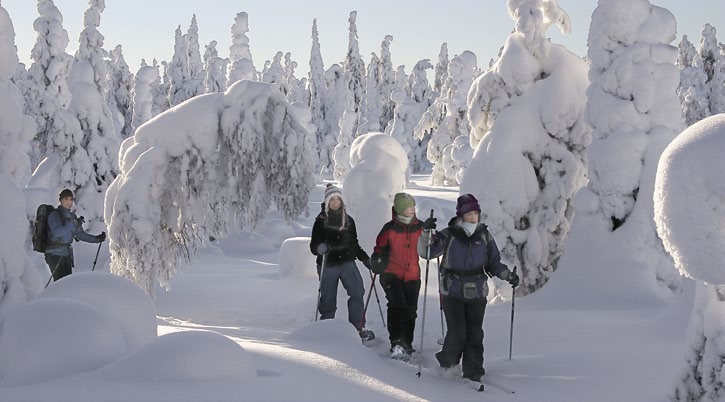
[[359, 329, 375, 343], [439, 365, 462, 380], [389, 344, 412, 361], [464, 379, 485, 392]]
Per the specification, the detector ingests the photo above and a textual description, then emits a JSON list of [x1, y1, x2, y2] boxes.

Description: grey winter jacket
[[418, 217, 509, 302], [45, 206, 100, 257]]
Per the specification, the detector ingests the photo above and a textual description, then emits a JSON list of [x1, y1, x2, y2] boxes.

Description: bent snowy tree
[[105, 80, 315, 295]]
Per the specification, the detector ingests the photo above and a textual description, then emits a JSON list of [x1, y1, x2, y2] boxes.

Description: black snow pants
[[435, 294, 487, 380], [379, 273, 420, 349]]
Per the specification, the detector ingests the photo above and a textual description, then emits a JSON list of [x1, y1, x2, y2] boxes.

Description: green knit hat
[[393, 192, 416, 215]]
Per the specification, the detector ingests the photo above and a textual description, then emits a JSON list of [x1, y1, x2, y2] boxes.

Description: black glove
[[362, 258, 372, 270], [316, 243, 329, 255], [97, 231, 106, 242], [505, 270, 519, 288], [423, 217, 437, 230], [77, 216, 85, 225]]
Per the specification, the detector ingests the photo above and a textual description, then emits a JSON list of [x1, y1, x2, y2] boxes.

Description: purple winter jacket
[[418, 217, 509, 302]]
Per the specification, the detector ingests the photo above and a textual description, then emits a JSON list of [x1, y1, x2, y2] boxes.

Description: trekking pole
[[91, 241, 102, 271], [360, 273, 377, 329], [368, 269, 386, 327], [314, 251, 328, 321], [416, 209, 435, 378], [508, 266, 517, 360], [45, 257, 63, 288], [437, 256, 445, 345]]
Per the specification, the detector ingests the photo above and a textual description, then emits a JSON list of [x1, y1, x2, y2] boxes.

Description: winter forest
[[1, 0, 725, 401]]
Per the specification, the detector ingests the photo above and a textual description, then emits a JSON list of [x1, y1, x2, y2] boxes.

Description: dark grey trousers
[[317, 260, 365, 330], [436, 295, 487, 380]]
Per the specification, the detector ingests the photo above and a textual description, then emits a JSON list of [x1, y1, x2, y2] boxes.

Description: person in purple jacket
[[418, 193, 519, 383], [45, 189, 106, 281]]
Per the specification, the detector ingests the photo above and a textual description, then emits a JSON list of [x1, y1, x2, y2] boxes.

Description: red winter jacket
[[373, 208, 424, 281]]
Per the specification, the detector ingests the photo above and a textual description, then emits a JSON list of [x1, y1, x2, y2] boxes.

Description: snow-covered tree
[[130, 65, 158, 134], [378, 35, 396, 130], [203, 41, 228, 93], [106, 45, 133, 138], [359, 52, 382, 134], [653, 114, 725, 402], [20, 0, 75, 168], [344, 11, 366, 120], [185, 14, 205, 98], [433, 43, 449, 95], [308, 18, 331, 172], [153, 59, 171, 113], [415, 50, 477, 185], [332, 108, 357, 182], [462, 0, 590, 296], [105, 80, 315, 295], [228, 12, 256, 84], [0, 4, 34, 186], [323, 64, 349, 169], [167, 26, 189, 106], [284, 53, 307, 104], [261, 51, 285, 92], [580, 0, 682, 294], [677, 34, 709, 126], [386, 59, 434, 174], [67, 0, 120, 222]]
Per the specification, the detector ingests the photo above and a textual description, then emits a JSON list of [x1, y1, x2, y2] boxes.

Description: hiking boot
[[462, 368, 486, 382], [390, 344, 411, 361], [440, 364, 462, 379], [359, 328, 375, 343]]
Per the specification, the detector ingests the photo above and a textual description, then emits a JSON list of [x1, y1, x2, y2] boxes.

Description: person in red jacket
[[372, 192, 435, 359]]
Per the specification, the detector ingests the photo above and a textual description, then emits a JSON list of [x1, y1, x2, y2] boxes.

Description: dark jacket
[[45, 206, 100, 257], [419, 217, 508, 302], [310, 203, 369, 267], [373, 207, 424, 282]]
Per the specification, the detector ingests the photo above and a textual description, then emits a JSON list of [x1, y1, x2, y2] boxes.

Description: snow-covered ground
[[0, 176, 693, 402]]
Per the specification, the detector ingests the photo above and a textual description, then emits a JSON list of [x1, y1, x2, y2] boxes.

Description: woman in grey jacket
[[45, 189, 105, 281], [418, 194, 519, 383]]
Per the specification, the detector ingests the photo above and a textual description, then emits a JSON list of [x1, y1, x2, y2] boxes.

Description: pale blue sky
[[3, 0, 724, 77]]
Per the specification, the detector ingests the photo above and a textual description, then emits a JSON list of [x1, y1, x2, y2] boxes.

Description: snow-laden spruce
[[0, 5, 34, 187], [415, 51, 477, 186], [228, 12, 256, 84], [308, 19, 332, 172], [386, 59, 434, 174], [203, 40, 228, 93], [343, 132, 409, 249], [130, 65, 158, 134], [105, 80, 315, 295], [19, 0, 76, 169], [582, 0, 682, 294], [106, 45, 133, 138], [461, 0, 589, 296], [653, 114, 725, 402]]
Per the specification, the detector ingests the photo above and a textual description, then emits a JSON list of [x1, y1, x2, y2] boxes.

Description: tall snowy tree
[[261, 51, 286, 92], [308, 18, 331, 172], [653, 114, 725, 402], [0, 4, 34, 187], [106, 45, 133, 138], [228, 12, 256, 84], [579, 0, 683, 294], [433, 43, 449, 95], [359, 52, 382, 134], [185, 14, 205, 98], [332, 108, 357, 182], [323, 64, 348, 171], [20, 0, 75, 169], [203, 40, 228, 93], [130, 65, 158, 134], [67, 0, 120, 222], [415, 51, 477, 186], [462, 0, 589, 296], [284, 53, 307, 104], [344, 11, 366, 122], [378, 35, 396, 130], [167, 26, 189, 106], [106, 80, 315, 295], [386, 59, 434, 174]]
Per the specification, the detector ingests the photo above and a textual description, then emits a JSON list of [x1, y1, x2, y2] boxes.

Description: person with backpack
[[372, 192, 435, 359], [310, 184, 375, 342], [418, 193, 519, 383], [44, 188, 106, 281]]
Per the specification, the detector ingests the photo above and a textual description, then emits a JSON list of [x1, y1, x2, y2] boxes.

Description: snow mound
[[278, 237, 317, 278], [655, 114, 725, 284], [256, 219, 297, 248], [37, 272, 157, 350], [89, 330, 256, 381], [0, 297, 126, 386]]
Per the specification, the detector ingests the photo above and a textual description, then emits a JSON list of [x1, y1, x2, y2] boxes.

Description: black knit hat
[[59, 188, 74, 200]]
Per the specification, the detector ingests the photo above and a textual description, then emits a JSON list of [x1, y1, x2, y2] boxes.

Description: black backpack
[[32, 204, 55, 253]]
